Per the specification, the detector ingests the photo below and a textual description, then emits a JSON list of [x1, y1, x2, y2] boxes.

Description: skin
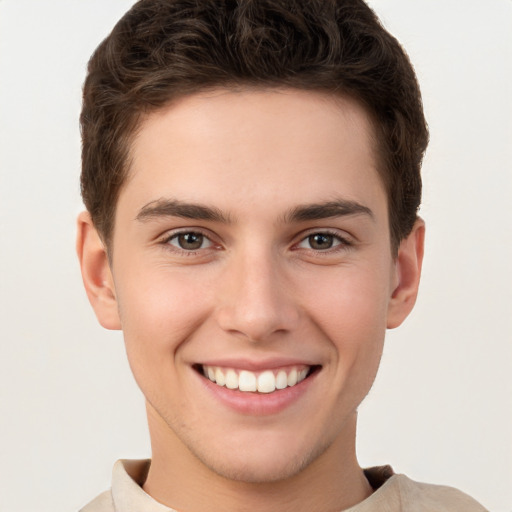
[[77, 88, 424, 512]]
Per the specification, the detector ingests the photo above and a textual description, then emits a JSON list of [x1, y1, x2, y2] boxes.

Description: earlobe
[[387, 218, 425, 329], [76, 211, 122, 330]]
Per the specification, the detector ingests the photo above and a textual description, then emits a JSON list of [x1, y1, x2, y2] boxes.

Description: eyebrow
[[136, 198, 232, 223], [283, 199, 374, 223], [136, 197, 373, 224]]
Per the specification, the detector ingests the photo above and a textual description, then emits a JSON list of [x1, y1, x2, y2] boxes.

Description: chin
[[188, 432, 332, 484], [200, 453, 308, 484]]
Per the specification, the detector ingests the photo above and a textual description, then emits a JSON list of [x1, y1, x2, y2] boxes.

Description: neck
[[143, 404, 372, 512]]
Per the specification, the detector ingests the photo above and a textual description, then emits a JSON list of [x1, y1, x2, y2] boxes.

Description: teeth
[[215, 367, 226, 387], [275, 370, 288, 390], [202, 365, 311, 393], [225, 369, 238, 389], [287, 368, 298, 386], [239, 370, 257, 392], [257, 370, 275, 393]]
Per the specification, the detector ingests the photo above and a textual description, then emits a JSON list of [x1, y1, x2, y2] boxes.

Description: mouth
[[195, 364, 320, 394]]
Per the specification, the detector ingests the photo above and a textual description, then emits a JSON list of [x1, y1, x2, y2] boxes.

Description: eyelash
[[294, 229, 353, 253], [160, 229, 217, 255], [159, 229, 352, 256]]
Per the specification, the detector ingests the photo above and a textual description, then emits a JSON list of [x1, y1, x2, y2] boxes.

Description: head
[[77, 0, 428, 500], [80, 0, 428, 256]]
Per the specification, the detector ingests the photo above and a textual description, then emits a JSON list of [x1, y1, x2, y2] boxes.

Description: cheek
[[321, 292, 386, 377], [307, 263, 390, 336], [303, 264, 390, 381], [114, 265, 214, 365], [113, 267, 216, 415]]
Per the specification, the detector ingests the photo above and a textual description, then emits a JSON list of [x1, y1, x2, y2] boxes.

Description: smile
[[201, 365, 314, 394]]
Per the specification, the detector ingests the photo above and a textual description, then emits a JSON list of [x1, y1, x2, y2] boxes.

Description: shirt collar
[[112, 459, 177, 512], [111, 459, 398, 512]]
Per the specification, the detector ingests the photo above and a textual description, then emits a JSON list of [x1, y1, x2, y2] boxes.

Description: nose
[[215, 247, 300, 342]]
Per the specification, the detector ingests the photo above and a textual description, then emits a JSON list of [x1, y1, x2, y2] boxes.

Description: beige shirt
[[80, 460, 488, 512]]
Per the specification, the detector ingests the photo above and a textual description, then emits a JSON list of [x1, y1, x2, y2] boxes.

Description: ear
[[76, 211, 121, 330], [387, 218, 425, 329]]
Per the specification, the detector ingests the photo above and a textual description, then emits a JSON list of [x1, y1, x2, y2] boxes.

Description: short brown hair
[[80, 0, 428, 252]]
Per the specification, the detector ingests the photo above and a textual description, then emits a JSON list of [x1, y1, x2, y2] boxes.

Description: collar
[[111, 459, 398, 512]]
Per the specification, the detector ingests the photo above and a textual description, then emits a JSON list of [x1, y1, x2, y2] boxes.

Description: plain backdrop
[[0, 1, 511, 511]]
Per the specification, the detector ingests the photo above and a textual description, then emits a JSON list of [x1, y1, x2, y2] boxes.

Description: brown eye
[[168, 232, 212, 251], [308, 233, 334, 250], [296, 232, 348, 251]]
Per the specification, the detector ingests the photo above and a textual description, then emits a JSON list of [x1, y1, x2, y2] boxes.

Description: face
[[79, 88, 423, 484]]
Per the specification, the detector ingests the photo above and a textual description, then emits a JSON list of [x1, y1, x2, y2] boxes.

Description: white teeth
[[257, 370, 276, 393], [202, 365, 312, 393], [215, 367, 226, 386], [239, 370, 257, 392], [275, 370, 288, 390], [287, 368, 298, 386], [225, 369, 238, 389]]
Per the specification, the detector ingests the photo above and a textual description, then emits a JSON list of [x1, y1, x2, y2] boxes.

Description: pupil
[[310, 233, 333, 250], [179, 232, 203, 250]]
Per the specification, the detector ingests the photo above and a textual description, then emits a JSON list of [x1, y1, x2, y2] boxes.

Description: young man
[[77, 1, 488, 510]]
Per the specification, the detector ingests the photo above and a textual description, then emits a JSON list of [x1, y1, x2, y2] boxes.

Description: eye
[[167, 231, 213, 251], [297, 232, 348, 251]]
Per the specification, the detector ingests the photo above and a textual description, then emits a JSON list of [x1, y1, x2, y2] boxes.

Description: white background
[[0, 1, 510, 511]]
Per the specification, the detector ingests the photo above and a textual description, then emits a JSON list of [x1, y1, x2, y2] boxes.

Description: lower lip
[[196, 369, 319, 416]]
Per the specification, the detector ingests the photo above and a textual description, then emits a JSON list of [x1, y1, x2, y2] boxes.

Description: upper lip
[[195, 357, 319, 372]]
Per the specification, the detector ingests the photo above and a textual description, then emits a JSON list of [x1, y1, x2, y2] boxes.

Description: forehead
[[120, 88, 386, 222]]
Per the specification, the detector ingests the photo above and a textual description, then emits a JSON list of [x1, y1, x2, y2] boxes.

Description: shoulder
[[79, 490, 114, 512], [395, 474, 488, 512]]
